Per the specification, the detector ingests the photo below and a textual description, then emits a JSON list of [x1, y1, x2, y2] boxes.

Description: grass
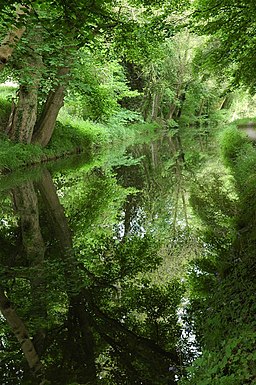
[[230, 116, 256, 125], [0, 88, 159, 174]]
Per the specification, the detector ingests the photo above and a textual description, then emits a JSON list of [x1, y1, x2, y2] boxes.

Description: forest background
[[0, 0, 256, 384]]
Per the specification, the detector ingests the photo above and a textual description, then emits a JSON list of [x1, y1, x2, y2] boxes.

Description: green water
[[1, 131, 256, 385], [0, 134, 189, 385]]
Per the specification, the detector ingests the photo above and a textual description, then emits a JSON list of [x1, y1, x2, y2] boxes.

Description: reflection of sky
[[178, 297, 201, 370], [116, 207, 147, 238]]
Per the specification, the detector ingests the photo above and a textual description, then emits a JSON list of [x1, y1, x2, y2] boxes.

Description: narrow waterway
[[0, 133, 193, 385], [1, 130, 255, 385]]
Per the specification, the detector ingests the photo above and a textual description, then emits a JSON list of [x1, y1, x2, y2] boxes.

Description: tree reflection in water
[[0, 136, 186, 385]]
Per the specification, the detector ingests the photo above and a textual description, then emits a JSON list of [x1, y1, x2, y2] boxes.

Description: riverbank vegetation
[[0, 0, 255, 170], [1, 1, 256, 384]]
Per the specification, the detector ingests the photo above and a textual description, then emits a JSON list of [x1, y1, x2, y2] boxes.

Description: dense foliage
[[180, 128, 256, 384], [0, 138, 189, 384], [1, 0, 256, 384]]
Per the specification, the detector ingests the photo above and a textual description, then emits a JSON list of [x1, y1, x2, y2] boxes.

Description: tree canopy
[[191, 0, 256, 91]]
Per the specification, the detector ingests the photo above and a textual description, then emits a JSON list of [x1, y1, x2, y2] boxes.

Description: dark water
[[0, 134, 194, 385], [2, 131, 255, 385]]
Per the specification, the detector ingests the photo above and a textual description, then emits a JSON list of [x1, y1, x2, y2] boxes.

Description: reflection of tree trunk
[[12, 181, 47, 334], [38, 170, 97, 380], [0, 288, 47, 384], [90, 301, 179, 362], [87, 299, 178, 383], [66, 295, 96, 382], [32, 67, 70, 147], [123, 196, 135, 237], [37, 169, 73, 255], [12, 182, 45, 266], [181, 189, 188, 227]]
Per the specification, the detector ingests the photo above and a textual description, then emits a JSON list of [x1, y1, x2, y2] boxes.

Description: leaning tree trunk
[[32, 67, 70, 147], [7, 82, 40, 143]]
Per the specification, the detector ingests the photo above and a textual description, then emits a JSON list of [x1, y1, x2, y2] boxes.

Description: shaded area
[[0, 134, 189, 384], [180, 129, 256, 384]]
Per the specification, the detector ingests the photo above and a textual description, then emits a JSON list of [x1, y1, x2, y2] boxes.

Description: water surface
[[0, 134, 194, 385]]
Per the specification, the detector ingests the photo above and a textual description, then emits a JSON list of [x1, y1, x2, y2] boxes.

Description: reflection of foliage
[[190, 164, 238, 244], [180, 128, 256, 384], [0, 160, 184, 384], [78, 234, 161, 282], [56, 167, 132, 236]]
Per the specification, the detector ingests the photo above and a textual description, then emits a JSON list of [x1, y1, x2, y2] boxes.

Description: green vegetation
[[179, 127, 256, 384], [1, 1, 256, 384], [0, 85, 159, 173]]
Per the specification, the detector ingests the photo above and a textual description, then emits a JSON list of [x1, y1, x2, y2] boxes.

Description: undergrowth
[[0, 92, 159, 173]]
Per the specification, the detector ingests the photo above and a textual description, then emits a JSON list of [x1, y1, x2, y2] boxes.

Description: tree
[[0, 0, 187, 147], [191, 0, 256, 91]]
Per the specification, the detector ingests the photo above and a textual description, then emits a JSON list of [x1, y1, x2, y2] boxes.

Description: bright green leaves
[[191, 0, 256, 90], [181, 331, 256, 385], [78, 234, 161, 283]]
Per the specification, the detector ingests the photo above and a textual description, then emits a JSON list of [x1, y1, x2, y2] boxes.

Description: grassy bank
[[231, 116, 256, 125], [0, 95, 159, 173]]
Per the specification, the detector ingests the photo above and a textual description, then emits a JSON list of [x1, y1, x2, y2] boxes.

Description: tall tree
[[0, 0, 187, 146], [192, 0, 256, 91]]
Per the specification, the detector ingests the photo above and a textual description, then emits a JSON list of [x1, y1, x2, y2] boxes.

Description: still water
[[0, 133, 193, 385], [2, 131, 254, 385]]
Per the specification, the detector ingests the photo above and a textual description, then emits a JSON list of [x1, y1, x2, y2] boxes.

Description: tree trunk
[[0, 27, 26, 70], [151, 91, 161, 121], [0, 5, 29, 70], [32, 67, 70, 147], [7, 83, 39, 143], [167, 103, 177, 120], [0, 288, 47, 384], [6, 25, 43, 143]]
